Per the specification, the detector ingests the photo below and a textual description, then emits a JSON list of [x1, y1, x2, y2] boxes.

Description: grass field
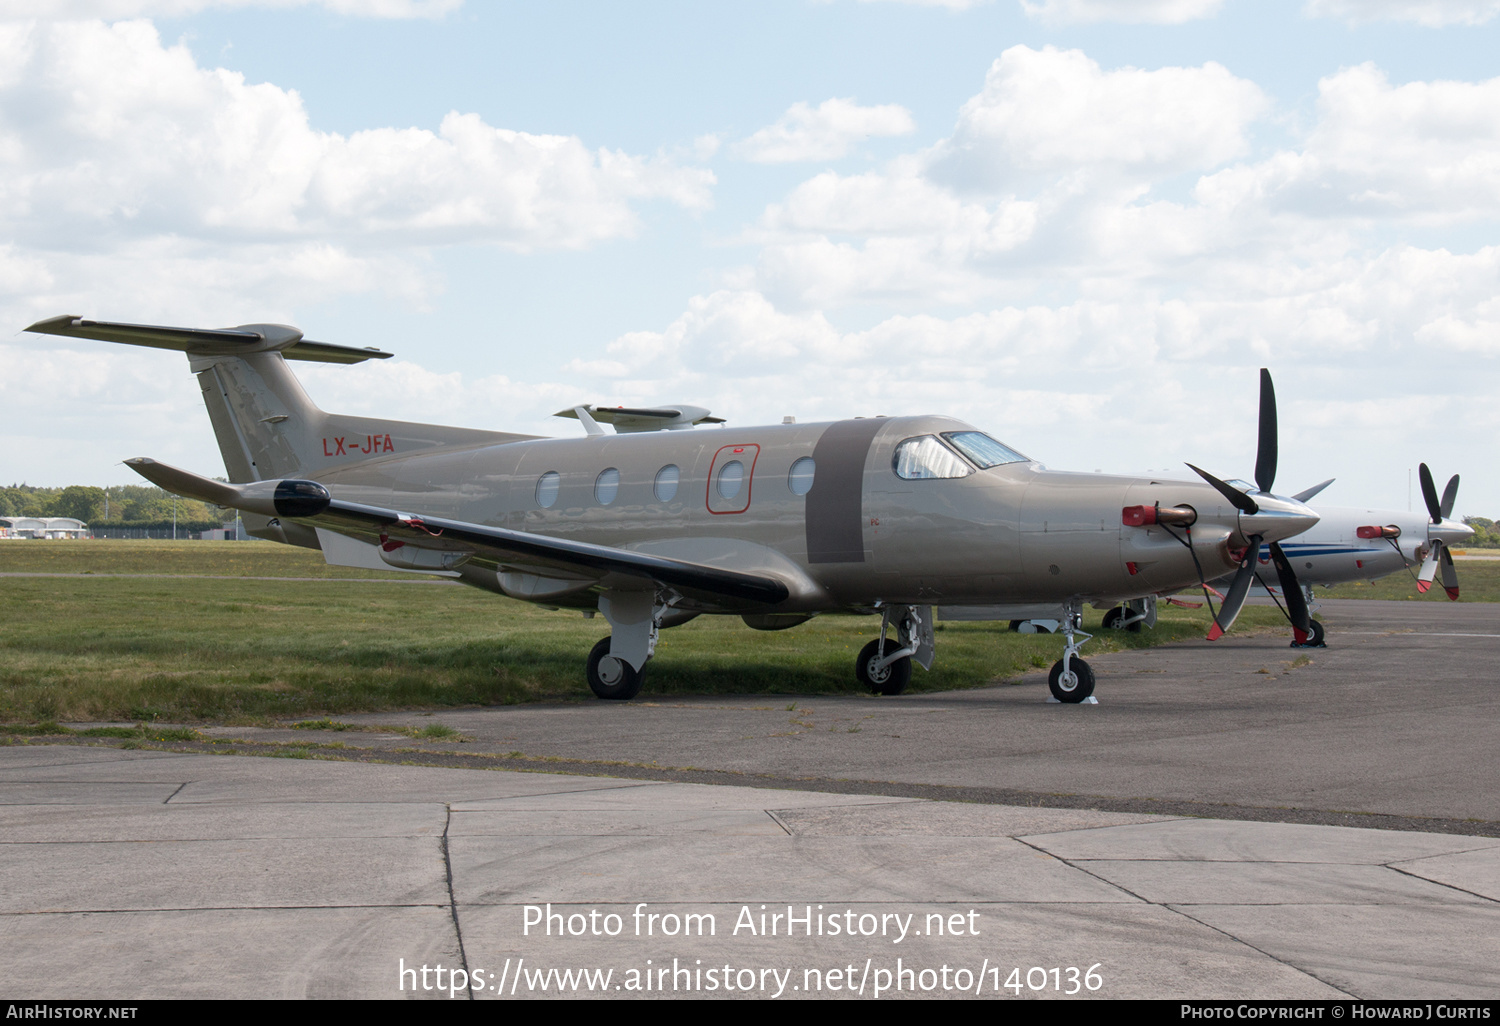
[[2, 540, 1490, 723]]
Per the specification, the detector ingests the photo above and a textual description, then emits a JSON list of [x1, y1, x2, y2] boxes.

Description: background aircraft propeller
[[1416, 463, 1462, 601]]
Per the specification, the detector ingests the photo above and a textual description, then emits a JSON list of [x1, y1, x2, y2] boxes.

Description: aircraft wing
[[124, 458, 790, 606], [314, 499, 791, 604]]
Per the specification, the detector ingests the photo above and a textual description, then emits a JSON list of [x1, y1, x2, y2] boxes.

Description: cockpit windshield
[[941, 432, 1029, 469]]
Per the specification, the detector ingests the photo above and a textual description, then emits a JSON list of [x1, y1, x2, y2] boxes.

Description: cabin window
[[654, 464, 680, 502], [893, 436, 973, 481], [535, 471, 561, 508], [788, 457, 816, 496], [595, 467, 620, 505], [717, 460, 745, 500], [941, 431, 1028, 468]]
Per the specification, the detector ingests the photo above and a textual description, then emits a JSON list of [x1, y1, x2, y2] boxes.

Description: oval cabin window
[[595, 467, 620, 505], [788, 457, 816, 496], [717, 460, 745, 500], [535, 471, 561, 508], [654, 464, 680, 502]]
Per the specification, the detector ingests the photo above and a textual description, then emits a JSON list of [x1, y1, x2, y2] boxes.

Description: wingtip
[[1206, 622, 1226, 641], [1446, 587, 1460, 601], [1416, 581, 1432, 594]]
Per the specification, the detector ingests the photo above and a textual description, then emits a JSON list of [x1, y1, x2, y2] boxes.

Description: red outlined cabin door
[[706, 444, 760, 515]]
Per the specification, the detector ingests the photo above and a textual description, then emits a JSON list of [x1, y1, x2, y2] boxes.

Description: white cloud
[[0, 21, 712, 252], [735, 98, 916, 164], [0, 0, 462, 19], [1303, 0, 1500, 26], [930, 46, 1268, 191], [1197, 63, 1500, 223], [1019, 0, 1224, 24], [846, 0, 992, 10]]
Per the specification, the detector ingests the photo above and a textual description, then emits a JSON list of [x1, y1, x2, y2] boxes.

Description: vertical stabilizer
[[26, 315, 538, 485]]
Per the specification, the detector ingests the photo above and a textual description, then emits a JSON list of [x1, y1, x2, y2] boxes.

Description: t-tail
[[26, 315, 537, 540]]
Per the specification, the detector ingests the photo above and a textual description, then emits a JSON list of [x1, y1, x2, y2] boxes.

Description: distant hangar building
[[0, 517, 89, 539]]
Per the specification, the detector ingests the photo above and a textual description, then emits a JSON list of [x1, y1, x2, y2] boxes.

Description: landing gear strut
[[1047, 603, 1096, 703], [856, 604, 935, 696]]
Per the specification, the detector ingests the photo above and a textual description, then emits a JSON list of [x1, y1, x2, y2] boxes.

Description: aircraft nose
[[1239, 496, 1320, 544]]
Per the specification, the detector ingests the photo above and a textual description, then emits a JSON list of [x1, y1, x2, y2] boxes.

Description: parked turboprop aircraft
[[27, 315, 1321, 703], [1223, 467, 1473, 643]]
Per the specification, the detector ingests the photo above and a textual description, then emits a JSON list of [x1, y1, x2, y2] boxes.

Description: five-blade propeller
[[1416, 463, 1462, 601]]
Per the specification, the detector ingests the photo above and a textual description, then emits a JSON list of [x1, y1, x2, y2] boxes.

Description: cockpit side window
[[893, 436, 973, 480], [941, 431, 1028, 468]]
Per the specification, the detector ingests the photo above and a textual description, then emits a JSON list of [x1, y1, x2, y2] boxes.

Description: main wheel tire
[[1008, 620, 1023, 632], [856, 637, 911, 696], [1048, 657, 1096, 703], [586, 636, 646, 700], [1102, 607, 1123, 630], [1307, 618, 1326, 646]]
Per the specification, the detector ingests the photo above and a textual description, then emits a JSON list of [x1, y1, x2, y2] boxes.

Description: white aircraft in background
[[1232, 464, 1473, 643]]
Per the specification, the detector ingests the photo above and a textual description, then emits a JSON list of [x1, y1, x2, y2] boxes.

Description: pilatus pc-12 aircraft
[[1219, 466, 1473, 645], [28, 315, 1321, 704]]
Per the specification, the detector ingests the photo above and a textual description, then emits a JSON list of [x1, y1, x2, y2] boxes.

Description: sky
[[2, 0, 1498, 517]]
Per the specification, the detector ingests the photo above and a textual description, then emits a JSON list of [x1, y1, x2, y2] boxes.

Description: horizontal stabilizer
[[25, 315, 393, 365]]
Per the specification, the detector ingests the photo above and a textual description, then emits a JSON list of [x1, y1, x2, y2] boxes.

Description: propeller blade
[[1207, 556, 1258, 641], [1440, 545, 1459, 601], [1268, 541, 1311, 640], [1419, 463, 1441, 524], [1440, 474, 1460, 520], [1255, 368, 1278, 495], [1416, 539, 1441, 594], [1292, 478, 1335, 503], [1186, 463, 1259, 515]]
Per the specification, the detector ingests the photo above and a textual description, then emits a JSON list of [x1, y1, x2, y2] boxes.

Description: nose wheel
[[1048, 657, 1095, 702]]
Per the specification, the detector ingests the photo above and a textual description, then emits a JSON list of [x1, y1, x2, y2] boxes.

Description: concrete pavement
[[2, 744, 1497, 999]]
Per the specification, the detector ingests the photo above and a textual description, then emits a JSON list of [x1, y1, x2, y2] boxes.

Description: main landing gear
[[857, 604, 935, 696], [1102, 596, 1156, 633], [586, 636, 646, 700], [585, 589, 673, 701], [1048, 604, 1096, 704], [1291, 617, 1326, 648]]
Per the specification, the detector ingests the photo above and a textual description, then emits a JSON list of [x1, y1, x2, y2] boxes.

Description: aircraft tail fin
[[26, 315, 534, 484]]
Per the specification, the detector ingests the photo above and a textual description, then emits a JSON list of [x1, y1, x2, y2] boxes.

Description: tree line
[[0, 483, 226, 530]]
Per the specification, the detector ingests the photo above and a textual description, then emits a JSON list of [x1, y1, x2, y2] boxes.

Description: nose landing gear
[[1047, 604, 1096, 703]]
